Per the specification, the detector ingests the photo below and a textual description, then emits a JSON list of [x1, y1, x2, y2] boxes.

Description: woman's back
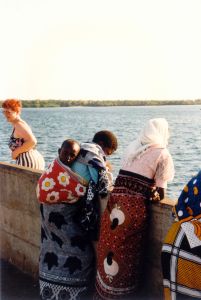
[[122, 146, 174, 188]]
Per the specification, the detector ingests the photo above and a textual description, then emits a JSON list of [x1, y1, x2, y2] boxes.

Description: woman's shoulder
[[148, 146, 170, 158], [155, 147, 172, 158], [15, 119, 33, 134], [147, 147, 173, 168]]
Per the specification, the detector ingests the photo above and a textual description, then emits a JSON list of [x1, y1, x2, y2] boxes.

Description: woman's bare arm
[[11, 121, 37, 159], [157, 187, 165, 200]]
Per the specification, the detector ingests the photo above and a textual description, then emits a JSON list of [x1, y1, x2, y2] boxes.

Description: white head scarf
[[122, 118, 170, 167]]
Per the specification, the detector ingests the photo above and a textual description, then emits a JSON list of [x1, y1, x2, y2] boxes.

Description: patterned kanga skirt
[[161, 215, 201, 300], [95, 169, 154, 299], [39, 280, 89, 300], [39, 203, 96, 300]]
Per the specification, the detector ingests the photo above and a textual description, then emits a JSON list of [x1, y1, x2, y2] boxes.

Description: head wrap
[[122, 118, 169, 167]]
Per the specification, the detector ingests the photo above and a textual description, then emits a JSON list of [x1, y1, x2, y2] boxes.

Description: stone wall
[[145, 198, 175, 297], [0, 162, 42, 277], [0, 162, 175, 297]]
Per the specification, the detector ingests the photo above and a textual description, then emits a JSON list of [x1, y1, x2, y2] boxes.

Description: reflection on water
[[1, 105, 201, 199]]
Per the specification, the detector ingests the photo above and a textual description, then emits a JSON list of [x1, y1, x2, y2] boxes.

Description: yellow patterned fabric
[[161, 217, 201, 299], [177, 258, 201, 290], [163, 222, 180, 245], [164, 287, 171, 300]]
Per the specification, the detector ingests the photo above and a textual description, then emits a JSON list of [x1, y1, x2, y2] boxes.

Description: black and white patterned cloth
[[39, 203, 96, 299], [40, 279, 89, 300], [76, 143, 110, 240], [39, 142, 111, 299], [77, 143, 110, 241]]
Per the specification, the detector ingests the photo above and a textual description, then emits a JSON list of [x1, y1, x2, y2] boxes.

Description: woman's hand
[[106, 161, 112, 172], [150, 190, 161, 202], [150, 187, 165, 202]]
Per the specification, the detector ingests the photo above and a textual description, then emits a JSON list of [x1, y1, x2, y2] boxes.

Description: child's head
[[58, 139, 80, 166], [92, 130, 118, 155]]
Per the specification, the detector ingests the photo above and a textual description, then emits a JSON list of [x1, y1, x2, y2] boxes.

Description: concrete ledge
[[144, 200, 175, 297], [0, 162, 175, 297], [0, 162, 42, 278]]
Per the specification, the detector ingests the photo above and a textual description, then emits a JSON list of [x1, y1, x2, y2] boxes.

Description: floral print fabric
[[8, 129, 24, 151], [37, 158, 87, 204]]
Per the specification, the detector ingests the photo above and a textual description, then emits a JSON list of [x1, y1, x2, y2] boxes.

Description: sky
[[0, 0, 201, 101]]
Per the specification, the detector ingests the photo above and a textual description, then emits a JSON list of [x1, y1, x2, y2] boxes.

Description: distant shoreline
[[1, 99, 201, 108]]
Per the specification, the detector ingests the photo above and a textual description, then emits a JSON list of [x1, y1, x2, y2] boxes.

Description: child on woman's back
[[37, 139, 87, 204], [37, 131, 117, 206]]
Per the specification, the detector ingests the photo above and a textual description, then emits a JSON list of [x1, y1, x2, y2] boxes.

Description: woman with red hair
[[2, 99, 45, 170]]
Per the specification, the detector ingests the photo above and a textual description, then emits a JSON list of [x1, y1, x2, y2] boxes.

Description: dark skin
[[96, 141, 115, 156], [158, 187, 165, 200], [58, 141, 80, 166], [58, 139, 115, 168], [151, 187, 165, 202]]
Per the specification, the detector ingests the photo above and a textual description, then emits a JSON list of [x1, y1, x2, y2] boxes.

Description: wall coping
[[0, 161, 177, 206], [0, 161, 43, 176]]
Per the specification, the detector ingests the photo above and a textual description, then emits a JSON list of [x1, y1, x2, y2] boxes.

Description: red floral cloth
[[36, 158, 87, 204]]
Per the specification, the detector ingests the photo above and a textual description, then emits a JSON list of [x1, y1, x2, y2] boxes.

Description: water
[[1, 105, 201, 199]]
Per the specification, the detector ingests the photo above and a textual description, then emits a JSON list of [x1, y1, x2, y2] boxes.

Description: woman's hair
[[61, 139, 80, 149], [92, 130, 118, 152], [2, 99, 22, 113]]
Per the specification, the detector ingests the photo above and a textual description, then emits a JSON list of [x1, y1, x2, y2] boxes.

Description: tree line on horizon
[[0, 99, 201, 108]]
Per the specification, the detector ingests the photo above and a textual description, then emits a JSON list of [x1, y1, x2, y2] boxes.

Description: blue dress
[[175, 170, 201, 220]]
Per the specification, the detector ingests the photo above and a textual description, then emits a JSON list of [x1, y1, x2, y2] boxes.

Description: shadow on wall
[[0, 162, 175, 298]]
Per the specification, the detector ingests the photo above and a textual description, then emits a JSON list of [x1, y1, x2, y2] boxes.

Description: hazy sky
[[0, 0, 201, 100]]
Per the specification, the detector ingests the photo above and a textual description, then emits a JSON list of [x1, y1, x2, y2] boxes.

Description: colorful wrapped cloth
[[95, 169, 155, 299], [73, 142, 111, 240], [162, 170, 201, 300], [161, 214, 201, 300], [36, 158, 87, 204], [39, 202, 96, 300], [175, 170, 201, 220]]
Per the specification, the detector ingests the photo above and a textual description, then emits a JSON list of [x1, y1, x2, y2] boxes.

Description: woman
[[2, 99, 45, 169], [161, 171, 201, 300], [38, 131, 118, 300], [95, 118, 175, 299]]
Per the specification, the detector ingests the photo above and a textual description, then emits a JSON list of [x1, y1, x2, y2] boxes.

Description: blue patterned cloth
[[175, 170, 201, 220], [39, 203, 95, 288], [72, 142, 110, 240]]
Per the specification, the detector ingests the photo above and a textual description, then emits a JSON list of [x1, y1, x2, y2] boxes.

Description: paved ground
[[0, 259, 158, 300], [1, 259, 40, 300]]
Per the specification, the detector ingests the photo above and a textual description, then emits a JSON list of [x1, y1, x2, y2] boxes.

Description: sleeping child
[[36, 139, 87, 204]]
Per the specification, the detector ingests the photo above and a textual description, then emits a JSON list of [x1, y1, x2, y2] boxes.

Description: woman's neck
[[11, 115, 21, 126]]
